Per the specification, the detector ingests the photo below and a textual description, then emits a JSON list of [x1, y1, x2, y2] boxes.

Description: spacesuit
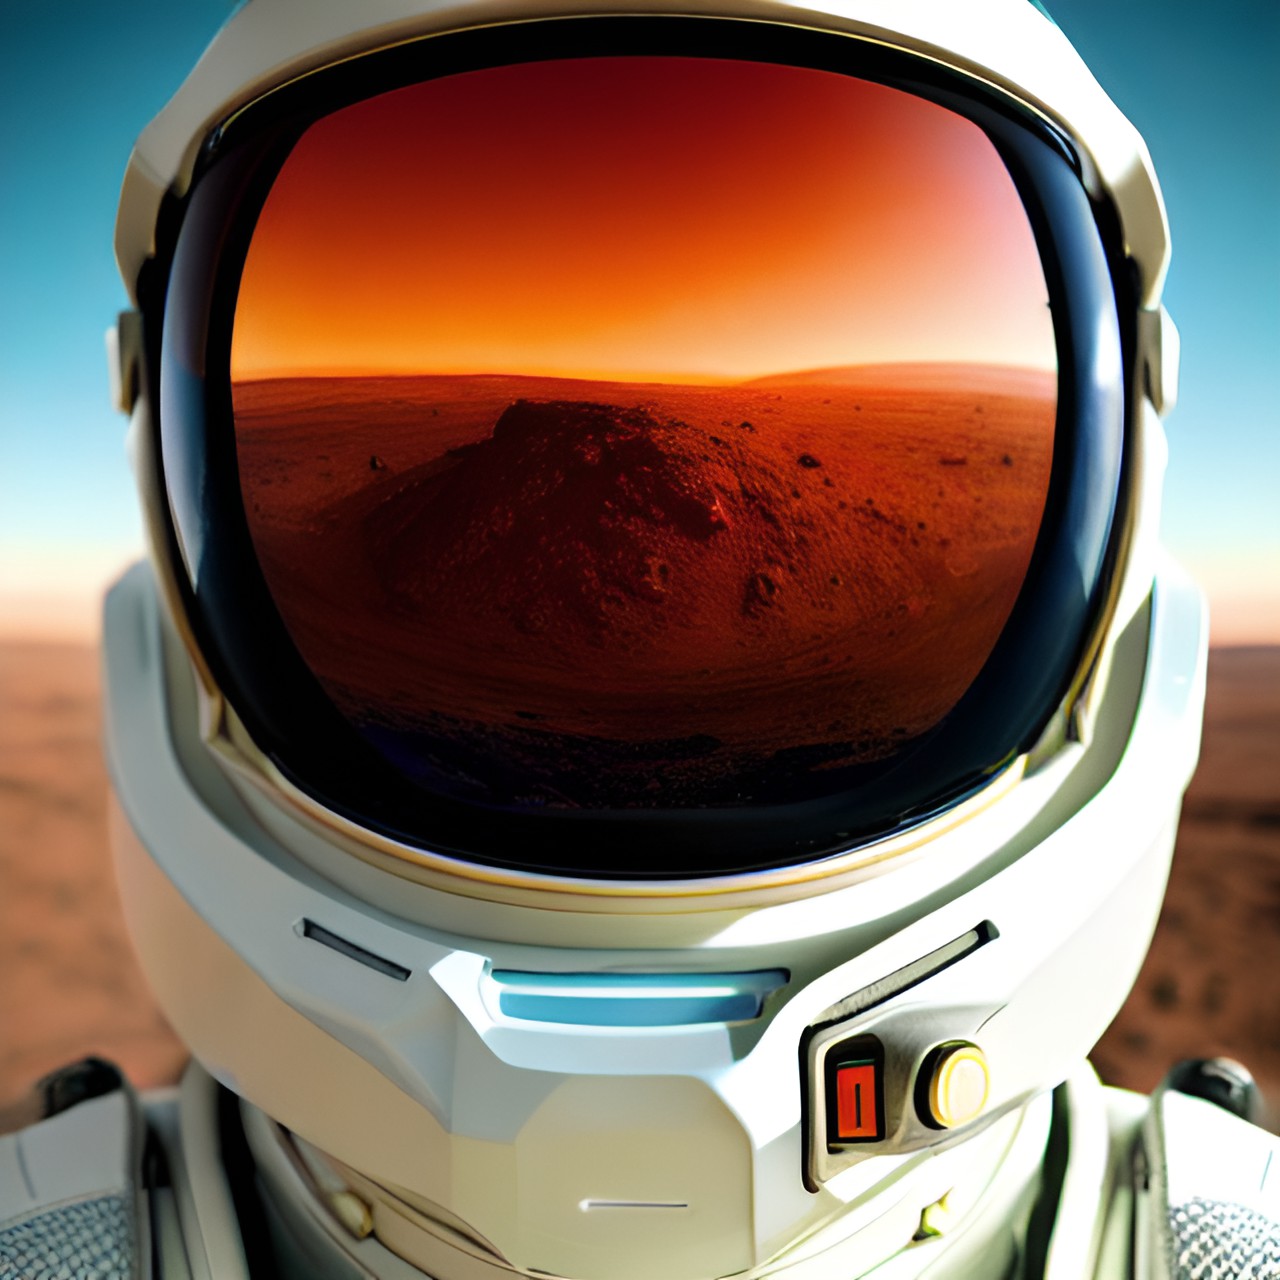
[[2, 0, 1278, 1276]]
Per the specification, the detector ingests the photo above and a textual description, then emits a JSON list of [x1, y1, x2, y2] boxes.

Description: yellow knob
[[926, 1042, 989, 1129]]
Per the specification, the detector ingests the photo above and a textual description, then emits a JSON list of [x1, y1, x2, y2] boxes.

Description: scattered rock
[[742, 572, 779, 616], [1151, 974, 1180, 1010]]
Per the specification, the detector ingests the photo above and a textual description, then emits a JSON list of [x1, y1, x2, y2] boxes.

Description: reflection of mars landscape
[[236, 366, 1052, 806], [1, 643, 1277, 1130]]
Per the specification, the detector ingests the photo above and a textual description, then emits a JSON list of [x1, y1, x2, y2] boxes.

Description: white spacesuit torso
[[3, 1056, 1278, 1279]]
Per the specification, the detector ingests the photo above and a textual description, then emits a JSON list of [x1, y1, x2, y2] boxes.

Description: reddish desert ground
[[0, 640, 1277, 1131], [235, 367, 1052, 810]]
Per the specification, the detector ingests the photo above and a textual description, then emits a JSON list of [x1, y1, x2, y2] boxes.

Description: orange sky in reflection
[[231, 57, 1055, 383]]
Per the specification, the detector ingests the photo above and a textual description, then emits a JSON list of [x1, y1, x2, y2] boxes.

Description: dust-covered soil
[[1, 639, 1276, 1128], [1092, 646, 1280, 1128], [234, 367, 1052, 808], [0, 642, 187, 1104]]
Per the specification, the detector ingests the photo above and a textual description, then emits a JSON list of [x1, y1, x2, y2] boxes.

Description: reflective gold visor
[[226, 55, 1057, 816]]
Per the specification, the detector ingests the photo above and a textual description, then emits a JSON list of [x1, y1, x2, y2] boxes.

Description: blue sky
[[1, 0, 1276, 640]]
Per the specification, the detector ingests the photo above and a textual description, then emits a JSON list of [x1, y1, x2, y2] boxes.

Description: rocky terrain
[[237, 370, 1052, 810]]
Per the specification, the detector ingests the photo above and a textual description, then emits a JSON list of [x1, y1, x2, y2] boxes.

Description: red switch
[[834, 1059, 881, 1141], [820, 1035, 885, 1149]]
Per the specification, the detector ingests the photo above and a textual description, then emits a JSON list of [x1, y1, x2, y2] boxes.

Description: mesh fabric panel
[[1169, 1197, 1280, 1280], [0, 1193, 133, 1280]]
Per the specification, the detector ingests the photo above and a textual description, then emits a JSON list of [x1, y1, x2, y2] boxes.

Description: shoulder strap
[[1136, 1071, 1280, 1279], [0, 1059, 148, 1280]]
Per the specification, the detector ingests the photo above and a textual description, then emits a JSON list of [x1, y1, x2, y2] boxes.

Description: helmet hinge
[[106, 308, 143, 415]]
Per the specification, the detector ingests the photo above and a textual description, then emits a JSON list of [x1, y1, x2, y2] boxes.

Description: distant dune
[[743, 361, 1057, 398], [237, 362, 1058, 399], [1, 640, 1277, 1132]]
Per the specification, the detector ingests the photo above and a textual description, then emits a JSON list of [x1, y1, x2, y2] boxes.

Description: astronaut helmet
[[103, 0, 1206, 1275]]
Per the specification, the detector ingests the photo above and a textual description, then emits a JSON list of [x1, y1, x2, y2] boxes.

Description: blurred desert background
[[1, 634, 1276, 1128]]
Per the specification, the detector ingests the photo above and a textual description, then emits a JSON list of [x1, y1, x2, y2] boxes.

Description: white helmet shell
[[104, 2, 1205, 1275]]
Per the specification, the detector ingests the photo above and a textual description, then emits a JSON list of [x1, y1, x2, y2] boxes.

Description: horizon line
[[229, 358, 1059, 388]]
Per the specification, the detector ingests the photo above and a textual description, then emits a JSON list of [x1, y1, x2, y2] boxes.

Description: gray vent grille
[[0, 1192, 133, 1279], [1170, 1196, 1280, 1280]]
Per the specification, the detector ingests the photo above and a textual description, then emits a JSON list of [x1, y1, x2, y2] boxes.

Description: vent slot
[[300, 918, 411, 982]]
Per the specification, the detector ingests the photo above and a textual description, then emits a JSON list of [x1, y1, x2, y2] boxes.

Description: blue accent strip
[[492, 969, 788, 1027]]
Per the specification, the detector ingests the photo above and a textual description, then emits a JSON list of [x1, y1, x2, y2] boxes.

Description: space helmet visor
[[156, 23, 1126, 878]]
